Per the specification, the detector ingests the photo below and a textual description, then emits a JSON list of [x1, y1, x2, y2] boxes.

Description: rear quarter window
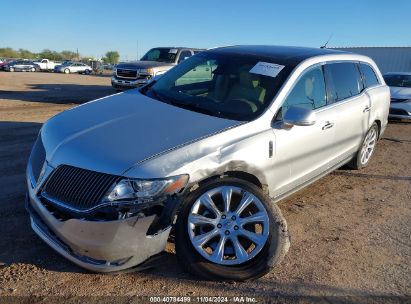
[[360, 63, 380, 88], [325, 62, 363, 103]]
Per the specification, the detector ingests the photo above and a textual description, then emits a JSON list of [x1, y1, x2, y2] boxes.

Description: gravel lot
[[0, 72, 410, 303]]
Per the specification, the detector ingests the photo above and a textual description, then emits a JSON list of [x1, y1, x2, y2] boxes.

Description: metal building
[[331, 47, 411, 74]]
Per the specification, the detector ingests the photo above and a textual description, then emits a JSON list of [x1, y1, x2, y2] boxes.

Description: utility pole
[[76, 48, 79, 60]]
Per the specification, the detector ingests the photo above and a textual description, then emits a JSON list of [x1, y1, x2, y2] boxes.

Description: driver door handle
[[322, 121, 334, 130], [363, 106, 371, 113]]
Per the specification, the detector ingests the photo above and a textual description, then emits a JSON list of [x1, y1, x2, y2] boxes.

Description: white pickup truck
[[33, 59, 59, 71]]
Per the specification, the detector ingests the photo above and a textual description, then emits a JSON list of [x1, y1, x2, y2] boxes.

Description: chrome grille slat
[[42, 165, 119, 211], [89, 174, 111, 204], [100, 175, 117, 201], [60, 166, 77, 202], [72, 169, 92, 207], [86, 172, 106, 203], [116, 68, 137, 79]]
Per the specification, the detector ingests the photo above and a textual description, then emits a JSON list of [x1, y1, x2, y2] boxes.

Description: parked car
[[111, 47, 204, 90], [53, 61, 73, 72], [383, 72, 411, 120], [0, 58, 13, 70], [32, 59, 58, 71], [55, 61, 92, 74], [5, 60, 37, 72], [26, 45, 389, 281]]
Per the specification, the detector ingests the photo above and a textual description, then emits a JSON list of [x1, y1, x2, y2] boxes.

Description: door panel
[[324, 62, 370, 163], [331, 95, 370, 162], [272, 108, 336, 197], [268, 64, 336, 197]]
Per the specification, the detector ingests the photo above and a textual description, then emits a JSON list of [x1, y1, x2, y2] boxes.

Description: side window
[[325, 62, 362, 103], [279, 65, 326, 119], [360, 63, 380, 88], [178, 50, 192, 63]]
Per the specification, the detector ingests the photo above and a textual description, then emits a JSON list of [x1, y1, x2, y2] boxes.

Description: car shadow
[[0, 83, 117, 104]]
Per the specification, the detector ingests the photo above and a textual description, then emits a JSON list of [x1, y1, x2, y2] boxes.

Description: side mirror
[[282, 105, 316, 128]]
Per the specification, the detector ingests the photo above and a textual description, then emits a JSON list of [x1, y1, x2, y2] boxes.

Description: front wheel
[[9, 67, 14, 72], [175, 177, 290, 281], [84, 69, 91, 75], [348, 122, 379, 170], [64, 68, 70, 74], [31, 67, 36, 72]]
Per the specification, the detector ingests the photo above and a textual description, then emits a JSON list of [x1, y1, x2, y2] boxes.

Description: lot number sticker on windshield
[[250, 62, 285, 78], [169, 49, 178, 54]]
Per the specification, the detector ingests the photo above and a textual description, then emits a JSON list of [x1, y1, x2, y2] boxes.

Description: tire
[[64, 68, 70, 74], [31, 67, 36, 72], [9, 67, 14, 72], [175, 177, 290, 281], [348, 122, 379, 170], [84, 69, 91, 75]]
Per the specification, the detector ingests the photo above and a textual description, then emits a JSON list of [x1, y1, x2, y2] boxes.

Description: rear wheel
[[9, 67, 14, 72], [175, 177, 290, 281], [31, 67, 36, 72], [84, 69, 91, 75], [64, 68, 70, 74], [348, 122, 379, 169]]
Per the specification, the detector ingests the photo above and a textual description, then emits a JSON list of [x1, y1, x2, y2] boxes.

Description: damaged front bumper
[[26, 171, 175, 273]]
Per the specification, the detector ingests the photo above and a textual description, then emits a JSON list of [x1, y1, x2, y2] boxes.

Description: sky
[[0, 0, 409, 61]]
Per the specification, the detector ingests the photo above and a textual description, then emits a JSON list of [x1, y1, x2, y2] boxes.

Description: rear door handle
[[363, 106, 371, 113], [322, 121, 334, 130]]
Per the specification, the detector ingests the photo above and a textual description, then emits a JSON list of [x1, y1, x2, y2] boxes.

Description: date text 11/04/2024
[[149, 296, 257, 302]]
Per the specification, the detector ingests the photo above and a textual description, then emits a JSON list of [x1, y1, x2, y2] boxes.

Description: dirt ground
[[0, 72, 410, 303]]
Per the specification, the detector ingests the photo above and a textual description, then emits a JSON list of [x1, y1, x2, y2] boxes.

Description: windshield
[[384, 74, 411, 88], [140, 48, 177, 63], [142, 52, 292, 121]]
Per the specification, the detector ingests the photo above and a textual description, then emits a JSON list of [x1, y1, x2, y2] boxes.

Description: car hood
[[116, 61, 174, 70], [389, 86, 411, 99], [42, 90, 240, 176]]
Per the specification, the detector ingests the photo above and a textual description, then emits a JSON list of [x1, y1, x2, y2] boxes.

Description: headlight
[[104, 174, 189, 203], [112, 68, 116, 76], [140, 68, 154, 75]]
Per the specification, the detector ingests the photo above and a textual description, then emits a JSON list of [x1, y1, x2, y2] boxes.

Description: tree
[[103, 51, 120, 64], [0, 47, 19, 58], [38, 49, 63, 61], [18, 49, 36, 59], [60, 50, 77, 60]]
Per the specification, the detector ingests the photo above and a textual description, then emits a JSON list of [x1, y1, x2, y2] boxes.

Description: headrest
[[239, 71, 260, 88]]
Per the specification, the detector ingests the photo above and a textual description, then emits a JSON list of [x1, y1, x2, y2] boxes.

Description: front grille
[[389, 108, 409, 116], [30, 135, 46, 184], [42, 165, 120, 211], [116, 69, 137, 79]]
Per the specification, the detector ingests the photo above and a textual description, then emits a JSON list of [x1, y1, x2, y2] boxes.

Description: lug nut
[[225, 230, 230, 235], [231, 215, 236, 220], [221, 215, 226, 219], [234, 225, 239, 230], [217, 224, 222, 228]]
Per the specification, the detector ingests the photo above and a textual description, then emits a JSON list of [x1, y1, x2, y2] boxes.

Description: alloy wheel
[[187, 186, 269, 265], [360, 127, 377, 165]]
